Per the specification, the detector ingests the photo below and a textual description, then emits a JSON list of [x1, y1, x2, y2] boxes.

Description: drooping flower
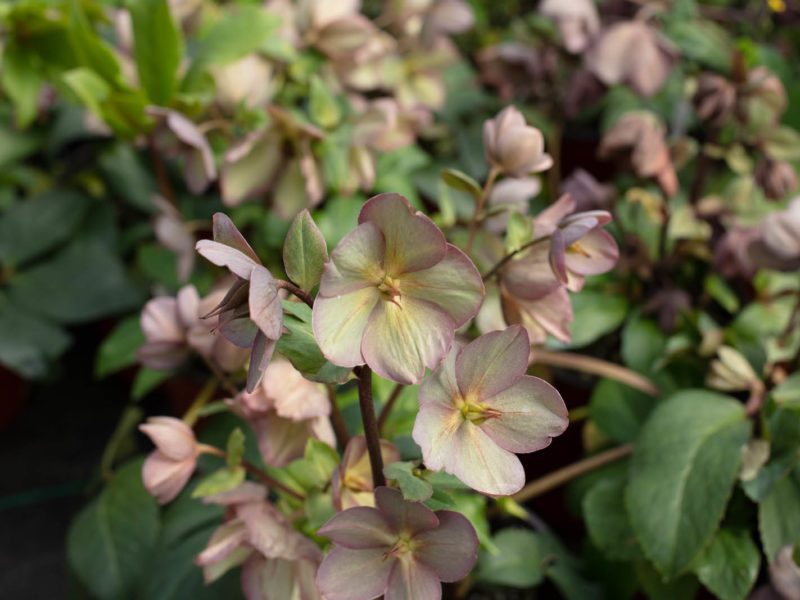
[[332, 436, 402, 510], [483, 106, 553, 178], [692, 73, 737, 128], [412, 326, 568, 496], [196, 213, 283, 391], [539, 0, 600, 54], [139, 416, 199, 504], [316, 486, 478, 600], [312, 193, 484, 385]]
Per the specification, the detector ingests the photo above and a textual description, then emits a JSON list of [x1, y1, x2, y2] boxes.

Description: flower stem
[[466, 166, 501, 254], [326, 384, 351, 449], [355, 365, 386, 489], [275, 280, 314, 309], [481, 235, 549, 281], [377, 383, 405, 434], [148, 135, 177, 207], [512, 444, 634, 503], [200, 354, 240, 397], [531, 348, 660, 397], [183, 378, 218, 427]]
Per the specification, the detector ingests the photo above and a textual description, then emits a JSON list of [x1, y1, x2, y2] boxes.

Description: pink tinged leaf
[[141, 297, 183, 342], [358, 194, 447, 275], [194, 520, 249, 566], [212, 213, 261, 263], [418, 342, 460, 407], [564, 228, 619, 276], [264, 360, 330, 421], [196, 240, 259, 280], [480, 375, 568, 453], [455, 326, 530, 401], [141, 451, 196, 504], [249, 265, 283, 340], [319, 222, 386, 297], [136, 341, 190, 370], [501, 239, 562, 300], [399, 244, 485, 327], [202, 546, 252, 584], [412, 403, 525, 496], [246, 330, 276, 393], [316, 547, 395, 600], [312, 286, 380, 368], [385, 558, 442, 600], [219, 314, 259, 348], [414, 510, 478, 582], [374, 486, 439, 537], [361, 295, 455, 385], [316, 506, 396, 549], [139, 416, 197, 459]]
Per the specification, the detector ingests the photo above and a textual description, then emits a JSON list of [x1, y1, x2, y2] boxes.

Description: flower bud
[[755, 157, 797, 200], [693, 73, 737, 128], [483, 106, 552, 178], [139, 417, 199, 504]]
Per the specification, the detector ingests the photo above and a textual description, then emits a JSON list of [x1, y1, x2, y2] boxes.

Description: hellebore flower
[[312, 193, 484, 385], [749, 196, 800, 272], [560, 169, 615, 212], [483, 106, 553, 178], [755, 157, 798, 200], [412, 326, 568, 496], [316, 486, 478, 600], [539, 0, 600, 54], [692, 73, 737, 128], [332, 436, 402, 510], [139, 416, 199, 504], [196, 213, 283, 391]]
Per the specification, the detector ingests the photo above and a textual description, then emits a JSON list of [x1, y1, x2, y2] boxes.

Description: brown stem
[[512, 444, 634, 503], [531, 348, 660, 397], [466, 166, 501, 254], [200, 354, 240, 398], [377, 383, 405, 434], [275, 280, 314, 309], [326, 384, 351, 449], [355, 365, 386, 489], [148, 136, 177, 207]]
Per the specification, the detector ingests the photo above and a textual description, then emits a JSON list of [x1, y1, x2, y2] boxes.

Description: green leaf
[[663, 20, 733, 72], [194, 6, 281, 66], [505, 213, 533, 254], [772, 371, 800, 409], [0, 302, 71, 379], [476, 529, 544, 587], [440, 167, 481, 200], [583, 477, 640, 561], [626, 390, 751, 578], [283, 209, 328, 293], [305, 488, 337, 530], [66, 459, 160, 600], [225, 428, 245, 470], [548, 290, 629, 350], [0, 189, 91, 267], [764, 126, 800, 162], [0, 126, 41, 169], [590, 378, 654, 444], [692, 528, 760, 600], [635, 559, 699, 600], [132, 366, 173, 399], [705, 273, 740, 314], [621, 316, 667, 374], [759, 470, 800, 561], [383, 462, 433, 501], [284, 438, 340, 491], [68, 1, 125, 87], [742, 450, 798, 502], [308, 75, 342, 129], [128, 0, 183, 104], [0, 43, 43, 128], [191, 466, 246, 498], [95, 315, 144, 378]]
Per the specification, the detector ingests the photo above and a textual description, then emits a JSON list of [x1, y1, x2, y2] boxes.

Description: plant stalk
[[466, 166, 501, 254], [275, 279, 314, 309], [355, 365, 386, 489], [326, 384, 351, 449]]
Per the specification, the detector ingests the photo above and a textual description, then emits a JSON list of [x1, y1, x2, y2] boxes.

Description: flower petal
[[237, 502, 321, 561], [316, 547, 394, 600], [241, 556, 320, 600], [319, 222, 385, 297], [219, 314, 259, 348], [139, 416, 197, 460], [400, 244, 484, 327], [565, 228, 619, 276], [414, 510, 478, 582], [264, 360, 330, 421], [196, 239, 259, 280], [141, 297, 182, 342], [194, 520, 249, 566], [359, 193, 446, 274], [385, 558, 441, 600], [412, 403, 525, 496], [454, 326, 530, 401], [417, 344, 459, 407], [361, 296, 455, 385], [142, 451, 195, 504], [481, 376, 568, 453], [136, 341, 190, 370], [313, 286, 380, 367], [246, 330, 276, 393], [501, 239, 562, 300], [374, 486, 439, 537], [249, 265, 283, 339], [316, 506, 395, 549], [502, 286, 573, 345]]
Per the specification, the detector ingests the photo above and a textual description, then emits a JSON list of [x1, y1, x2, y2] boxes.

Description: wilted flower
[[332, 436, 402, 510], [585, 20, 676, 97], [539, 0, 600, 54], [312, 193, 484, 384], [316, 486, 478, 600], [413, 326, 568, 496], [693, 73, 737, 128], [483, 106, 552, 178], [146, 107, 217, 195], [755, 157, 798, 200], [140, 416, 199, 504], [196, 213, 283, 391]]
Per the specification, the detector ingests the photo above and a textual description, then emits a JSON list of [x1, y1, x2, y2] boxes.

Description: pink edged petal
[[176, 285, 201, 330], [504, 286, 573, 345], [361, 296, 455, 385], [358, 193, 446, 275], [501, 239, 562, 300], [312, 286, 380, 368], [375, 487, 439, 537], [241, 556, 321, 600], [319, 222, 385, 297], [385, 558, 442, 600], [212, 213, 260, 263], [548, 229, 569, 284], [454, 326, 529, 401], [418, 344, 459, 407], [249, 265, 283, 339], [481, 375, 568, 453], [201, 481, 268, 505], [237, 502, 322, 561], [475, 283, 507, 335], [219, 314, 259, 348], [142, 451, 196, 504], [316, 547, 394, 600], [565, 228, 619, 276], [414, 511, 478, 582], [194, 520, 249, 566], [316, 506, 395, 549], [399, 244, 484, 327], [196, 239, 259, 280], [246, 330, 276, 393], [203, 546, 252, 585], [139, 416, 196, 459], [412, 403, 525, 496], [252, 413, 311, 467], [264, 361, 330, 421], [141, 297, 183, 342], [136, 341, 190, 370], [535, 194, 576, 235]]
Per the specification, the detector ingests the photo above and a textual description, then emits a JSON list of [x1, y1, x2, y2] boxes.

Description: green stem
[[182, 378, 218, 427], [466, 166, 501, 254]]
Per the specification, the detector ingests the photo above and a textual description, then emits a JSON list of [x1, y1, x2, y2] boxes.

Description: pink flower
[[312, 193, 484, 384], [332, 436, 402, 510], [316, 486, 478, 600], [139, 417, 199, 504], [483, 106, 552, 178], [412, 326, 568, 496]]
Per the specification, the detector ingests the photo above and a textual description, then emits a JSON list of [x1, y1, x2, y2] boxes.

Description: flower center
[[383, 535, 415, 560], [458, 396, 502, 426], [567, 241, 591, 258], [378, 275, 402, 302]]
